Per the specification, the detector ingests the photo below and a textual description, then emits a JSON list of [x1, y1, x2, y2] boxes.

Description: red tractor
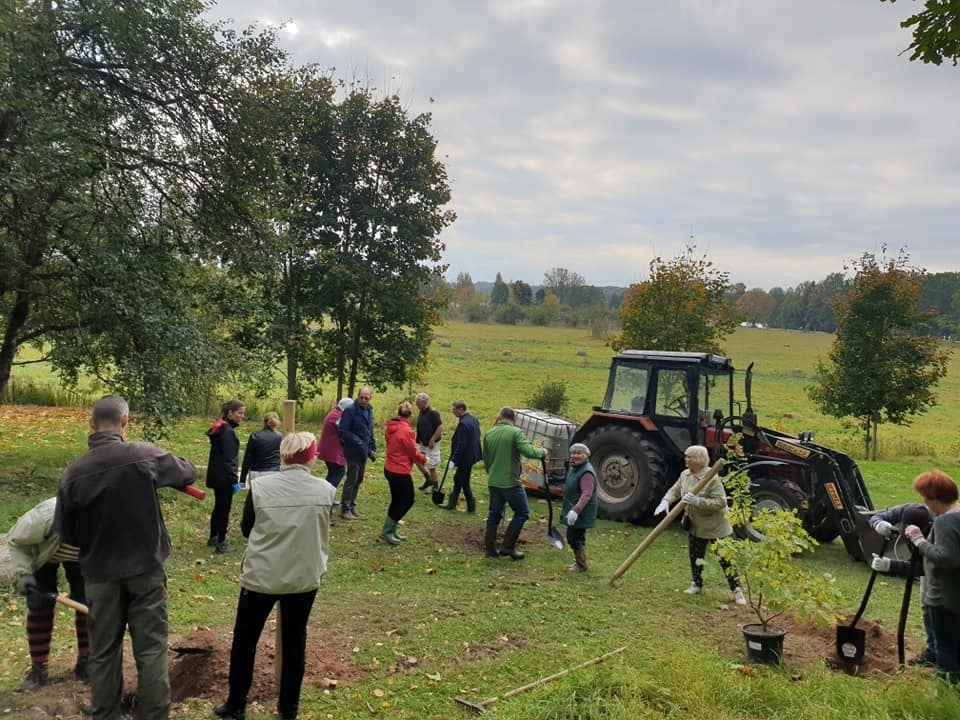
[[517, 350, 877, 559]]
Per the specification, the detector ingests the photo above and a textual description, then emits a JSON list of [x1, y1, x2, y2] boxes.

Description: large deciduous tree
[[542, 267, 584, 306], [0, 0, 287, 429], [882, 0, 960, 65], [808, 250, 951, 459], [611, 246, 737, 354], [248, 85, 454, 400]]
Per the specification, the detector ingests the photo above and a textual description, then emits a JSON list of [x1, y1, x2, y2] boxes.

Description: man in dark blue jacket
[[443, 400, 483, 514], [337, 386, 376, 520]]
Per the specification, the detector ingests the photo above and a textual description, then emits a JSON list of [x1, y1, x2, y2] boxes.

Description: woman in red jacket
[[381, 401, 428, 545]]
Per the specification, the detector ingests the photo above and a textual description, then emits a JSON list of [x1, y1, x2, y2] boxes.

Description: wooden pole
[[609, 459, 725, 585], [275, 399, 297, 687]]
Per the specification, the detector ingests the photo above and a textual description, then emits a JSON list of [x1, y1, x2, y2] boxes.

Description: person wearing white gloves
[[902, 469, 960, 683], [869, 502, 936, 665], [655, 445, 746, 605], [560, 443, 598, 572]]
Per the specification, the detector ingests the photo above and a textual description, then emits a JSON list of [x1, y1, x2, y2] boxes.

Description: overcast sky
[[205, 1, 958, 291]]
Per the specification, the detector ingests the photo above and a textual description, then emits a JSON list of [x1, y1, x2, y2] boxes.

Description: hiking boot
[[212, 703, 246, 720], [214, 541, 233, 554], [732, 587, 747, 606], [683, 583, 703, 595], [341, 511, 360, 521], [16, 663, 48, 692], [206, 536, 218, 547], [74, 655, 90, 682]]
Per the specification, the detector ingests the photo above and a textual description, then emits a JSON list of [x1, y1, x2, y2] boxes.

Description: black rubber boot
[[74, 655, 90, 682], [465, 496, 476, 515], [213, 703, 246, 720], [17, 663, 48, 692], [499, 525, 525, 561], [484, 526, 499, 558], [442, 488, 460, 511]]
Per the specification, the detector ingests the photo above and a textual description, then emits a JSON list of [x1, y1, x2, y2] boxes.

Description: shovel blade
[[836, 625, 866, 663], [548, 527, 565, 549], [432, 490, 445, 506]]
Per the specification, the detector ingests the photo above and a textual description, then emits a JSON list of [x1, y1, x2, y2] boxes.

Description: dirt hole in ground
[[6, 623, 366, 719]]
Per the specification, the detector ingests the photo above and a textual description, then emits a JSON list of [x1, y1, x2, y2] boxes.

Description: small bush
[[527, 377, 569, 415]]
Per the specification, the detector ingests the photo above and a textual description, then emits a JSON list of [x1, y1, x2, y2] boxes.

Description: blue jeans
[[486, 486, 530, 535]]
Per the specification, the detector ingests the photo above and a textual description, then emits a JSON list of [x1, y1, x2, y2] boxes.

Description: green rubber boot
[[379, 518, 402, 545]]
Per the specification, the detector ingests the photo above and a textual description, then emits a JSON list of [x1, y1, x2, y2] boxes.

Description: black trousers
[[384, 469, 415, 522], [226, 587, 318, 718], [209, 486, 234, 542]]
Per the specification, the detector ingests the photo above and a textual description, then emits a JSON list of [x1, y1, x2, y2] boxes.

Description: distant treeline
[[456, 271, 960, 337]]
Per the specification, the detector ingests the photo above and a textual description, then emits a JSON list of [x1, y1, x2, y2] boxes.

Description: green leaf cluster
[[716, 471, 843, 632], [807, 248, 952, 459], [611, 244, 739, 354]]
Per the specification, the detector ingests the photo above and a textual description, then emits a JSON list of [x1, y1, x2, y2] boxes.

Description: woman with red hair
[[214, 431, 336, 720], [904, 469, 960, 683]]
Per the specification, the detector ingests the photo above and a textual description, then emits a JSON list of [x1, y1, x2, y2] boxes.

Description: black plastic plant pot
[[741, 623, 786, 665]]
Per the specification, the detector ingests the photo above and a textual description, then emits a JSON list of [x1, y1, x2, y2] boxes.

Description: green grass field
[[1, 323, 959, 719]]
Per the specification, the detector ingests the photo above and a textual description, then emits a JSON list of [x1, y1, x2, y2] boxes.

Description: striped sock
[[26, 608, 55, 665]]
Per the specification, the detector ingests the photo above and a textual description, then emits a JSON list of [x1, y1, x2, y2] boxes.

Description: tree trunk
[[286, 346, 299, 401], [0, 289, 32, 397]]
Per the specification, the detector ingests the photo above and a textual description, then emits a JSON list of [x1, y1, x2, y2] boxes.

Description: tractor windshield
[[604, 363, 650, 414], [699, 367, 733, 422]]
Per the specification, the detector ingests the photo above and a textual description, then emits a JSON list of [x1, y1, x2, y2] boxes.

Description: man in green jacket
[[482, 407, 549, 561]]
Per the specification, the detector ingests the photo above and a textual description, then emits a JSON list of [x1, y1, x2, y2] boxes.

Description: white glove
[[447, 461, 455, 470], [654, 499, 669, 515], [565, 510, 578, 525], [873, 519, 895, 537], [681, 492, 702, 506], [871, 554, 891, 573], [905, 525, 925, 547]]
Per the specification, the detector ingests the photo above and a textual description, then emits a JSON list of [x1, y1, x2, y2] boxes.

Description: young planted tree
[[611, 245, 738, 354], [808, 250, 952, 459]]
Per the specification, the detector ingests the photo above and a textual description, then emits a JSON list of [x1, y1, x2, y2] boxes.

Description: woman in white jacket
[[654, 445, 746, 605], [214, 432, 336, 720]]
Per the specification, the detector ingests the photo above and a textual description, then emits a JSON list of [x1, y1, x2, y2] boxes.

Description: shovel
[[431, 462, 450, 507], [836, 534, 892, 663], [542, 457, 564, 549]]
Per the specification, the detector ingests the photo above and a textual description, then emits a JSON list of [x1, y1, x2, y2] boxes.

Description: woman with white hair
[[561, 443, 599, 572], [654, 444, 746, 605], [214, 431, 336, 720]]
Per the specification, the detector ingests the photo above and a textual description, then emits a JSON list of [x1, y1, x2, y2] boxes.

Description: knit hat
[[337, 398, 354, 411]]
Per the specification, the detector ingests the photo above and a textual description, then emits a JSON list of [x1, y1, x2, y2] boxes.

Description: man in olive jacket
[[482, 407, 549, 561]]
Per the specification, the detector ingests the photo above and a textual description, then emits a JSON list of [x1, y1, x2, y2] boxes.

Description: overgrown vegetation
[[2, 325, 960, 718]]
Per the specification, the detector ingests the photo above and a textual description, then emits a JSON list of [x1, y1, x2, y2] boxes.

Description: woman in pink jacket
[[380, 401, 428, 545], [317, 398, 352, 489]]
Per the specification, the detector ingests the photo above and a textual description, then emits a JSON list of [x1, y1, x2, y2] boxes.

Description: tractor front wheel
[[582, 426, 665, 522], [733, 476, 808, 542]]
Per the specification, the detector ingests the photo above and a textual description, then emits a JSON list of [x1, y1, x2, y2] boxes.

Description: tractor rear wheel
[[582, 426, 665, 522], [733, 476, 807, 542]]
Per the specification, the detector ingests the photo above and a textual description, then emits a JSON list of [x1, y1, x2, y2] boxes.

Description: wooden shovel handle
[[56, 593, 89, 615], [610, 459, 725, 585]]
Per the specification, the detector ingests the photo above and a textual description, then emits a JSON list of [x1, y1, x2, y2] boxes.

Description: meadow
[[1, 323, 959, 719]]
